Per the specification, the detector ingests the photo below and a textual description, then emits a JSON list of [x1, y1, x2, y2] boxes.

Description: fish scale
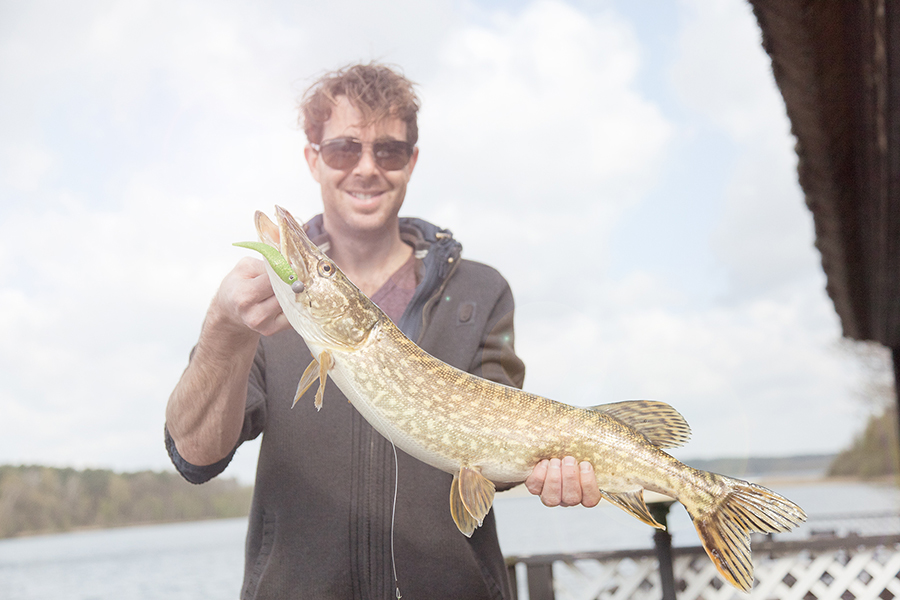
[[235, 205, 807, 592]]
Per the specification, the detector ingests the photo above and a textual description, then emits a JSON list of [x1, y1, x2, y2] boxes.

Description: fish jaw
[[257, 206, 380, 352]]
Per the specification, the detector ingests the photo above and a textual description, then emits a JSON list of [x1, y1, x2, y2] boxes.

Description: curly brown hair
[[300, 62, 420, 145]]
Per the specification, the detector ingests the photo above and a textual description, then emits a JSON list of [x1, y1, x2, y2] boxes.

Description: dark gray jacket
[[167, 215, 526, 599]]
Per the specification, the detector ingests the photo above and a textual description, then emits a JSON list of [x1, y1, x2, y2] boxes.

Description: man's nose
[[352, 145, 379, 174]]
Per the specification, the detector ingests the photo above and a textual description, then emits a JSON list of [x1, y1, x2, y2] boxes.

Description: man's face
[[304, 96, 418, 239]]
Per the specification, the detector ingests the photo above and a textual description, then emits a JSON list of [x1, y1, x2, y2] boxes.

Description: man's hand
[[525, 457, 602, 508], [213, 257, 291, 337]]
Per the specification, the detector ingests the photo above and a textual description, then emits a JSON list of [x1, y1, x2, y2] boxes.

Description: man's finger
[[559, 456, 582, 507], [579, 461, 602, 508], [525, 459, 550, 495], [539, 458, 563, 507]]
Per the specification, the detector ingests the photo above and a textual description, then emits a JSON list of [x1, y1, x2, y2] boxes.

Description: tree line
[[827, 405, 900, 478], [827, 342, 899, 479], [0, 465, 253, 538]]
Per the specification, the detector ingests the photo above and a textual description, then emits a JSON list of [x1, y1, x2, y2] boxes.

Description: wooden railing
[[505, 510, 900, 600]]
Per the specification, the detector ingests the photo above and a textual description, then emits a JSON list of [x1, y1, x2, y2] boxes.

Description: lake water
[[1, 480, 898, 599]]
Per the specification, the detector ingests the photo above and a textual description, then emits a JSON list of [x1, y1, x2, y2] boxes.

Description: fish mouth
[[253, 206, 323, 286]]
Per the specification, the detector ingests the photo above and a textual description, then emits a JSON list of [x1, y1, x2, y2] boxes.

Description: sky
[[0, 0, 876, 484]]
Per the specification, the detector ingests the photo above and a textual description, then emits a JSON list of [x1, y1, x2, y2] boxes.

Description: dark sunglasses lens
[[373, 141, 412, 170], [320, 140, 362, 169], [319, 139, 412, 170]]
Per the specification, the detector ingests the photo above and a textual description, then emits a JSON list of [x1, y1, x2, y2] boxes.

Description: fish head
[[240, 205, 381, 350]]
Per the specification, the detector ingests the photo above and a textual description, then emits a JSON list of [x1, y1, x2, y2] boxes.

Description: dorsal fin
[[590, 400, 691, 449]]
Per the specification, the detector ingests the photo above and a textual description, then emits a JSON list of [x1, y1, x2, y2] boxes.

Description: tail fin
[[687, 477, 806, 592]]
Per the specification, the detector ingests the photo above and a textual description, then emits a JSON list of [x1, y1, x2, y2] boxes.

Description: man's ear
[[304, 145, 321, 183]]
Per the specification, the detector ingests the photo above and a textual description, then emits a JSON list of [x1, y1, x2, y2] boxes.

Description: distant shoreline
[[0, 465, 252, 540], [753, 473, 900, 487], [0, 515, 249, 541]]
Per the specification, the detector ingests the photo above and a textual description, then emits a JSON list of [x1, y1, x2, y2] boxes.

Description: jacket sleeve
[[164, 426, 236, 484], [165, 342, 269, 484]]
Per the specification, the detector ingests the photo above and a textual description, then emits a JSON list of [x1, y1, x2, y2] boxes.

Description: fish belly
[[326, 357, 534, 482]]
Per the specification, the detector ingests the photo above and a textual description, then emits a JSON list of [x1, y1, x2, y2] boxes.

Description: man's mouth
[[347, 191, 383, 200]]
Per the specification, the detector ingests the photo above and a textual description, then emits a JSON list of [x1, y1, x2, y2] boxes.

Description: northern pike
[[235, 206, 806, 592]]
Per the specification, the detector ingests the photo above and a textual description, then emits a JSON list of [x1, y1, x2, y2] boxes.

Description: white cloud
[[712, 138, 820, 298], [419, 0, 670, 209], [670, 0, 787, 141], [668, 0, 820, 299], [0, 143, 54, 193], [410, 0, 673, 318]]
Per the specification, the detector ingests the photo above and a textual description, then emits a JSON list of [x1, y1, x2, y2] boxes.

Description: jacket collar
[[300, 213, 462, 340], [301, 213, 461, 268]]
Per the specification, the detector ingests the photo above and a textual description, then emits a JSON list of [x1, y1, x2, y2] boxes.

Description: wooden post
[[507, 561, 519, 600], [649, 500, 677, 600], [526, 563, 556, 600], [894, 347, 900, 481]]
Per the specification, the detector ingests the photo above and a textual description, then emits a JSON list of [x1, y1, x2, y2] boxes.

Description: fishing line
[[368, 408, 403, 599], [387, 433, 402, 600]]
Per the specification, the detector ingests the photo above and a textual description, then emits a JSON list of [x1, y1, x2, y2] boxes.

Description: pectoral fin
[[292, 358, 320, 408], [450, 475, 479, 537], [291, 351, 334, 411], [314, 351, 334, 411], [459, 466, 495, 527], [600, 489, 665, 529]]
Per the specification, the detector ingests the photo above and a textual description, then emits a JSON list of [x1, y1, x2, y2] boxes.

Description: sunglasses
[[311, 137, 414, 171]]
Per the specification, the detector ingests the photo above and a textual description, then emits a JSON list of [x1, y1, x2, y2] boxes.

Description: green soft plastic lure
[[233, 241, 304, 292]]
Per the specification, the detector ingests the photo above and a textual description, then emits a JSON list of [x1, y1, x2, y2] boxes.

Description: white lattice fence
[[512, 538, 900, 600], [573, 543, 900, 600]]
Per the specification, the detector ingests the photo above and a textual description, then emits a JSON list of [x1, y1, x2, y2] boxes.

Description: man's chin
[[336, 210, 399, 234]]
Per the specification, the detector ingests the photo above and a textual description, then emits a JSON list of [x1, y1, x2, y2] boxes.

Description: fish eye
[[317, 260, 336, 277]]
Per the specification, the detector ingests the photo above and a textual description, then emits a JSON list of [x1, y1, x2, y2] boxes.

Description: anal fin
[[600, 489, 665, 530]]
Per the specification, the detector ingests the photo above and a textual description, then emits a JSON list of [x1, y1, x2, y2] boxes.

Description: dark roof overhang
[[749, 0, 900, 347]]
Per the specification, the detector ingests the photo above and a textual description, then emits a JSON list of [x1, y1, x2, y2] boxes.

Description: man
[[165, 63, 599, 600]]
